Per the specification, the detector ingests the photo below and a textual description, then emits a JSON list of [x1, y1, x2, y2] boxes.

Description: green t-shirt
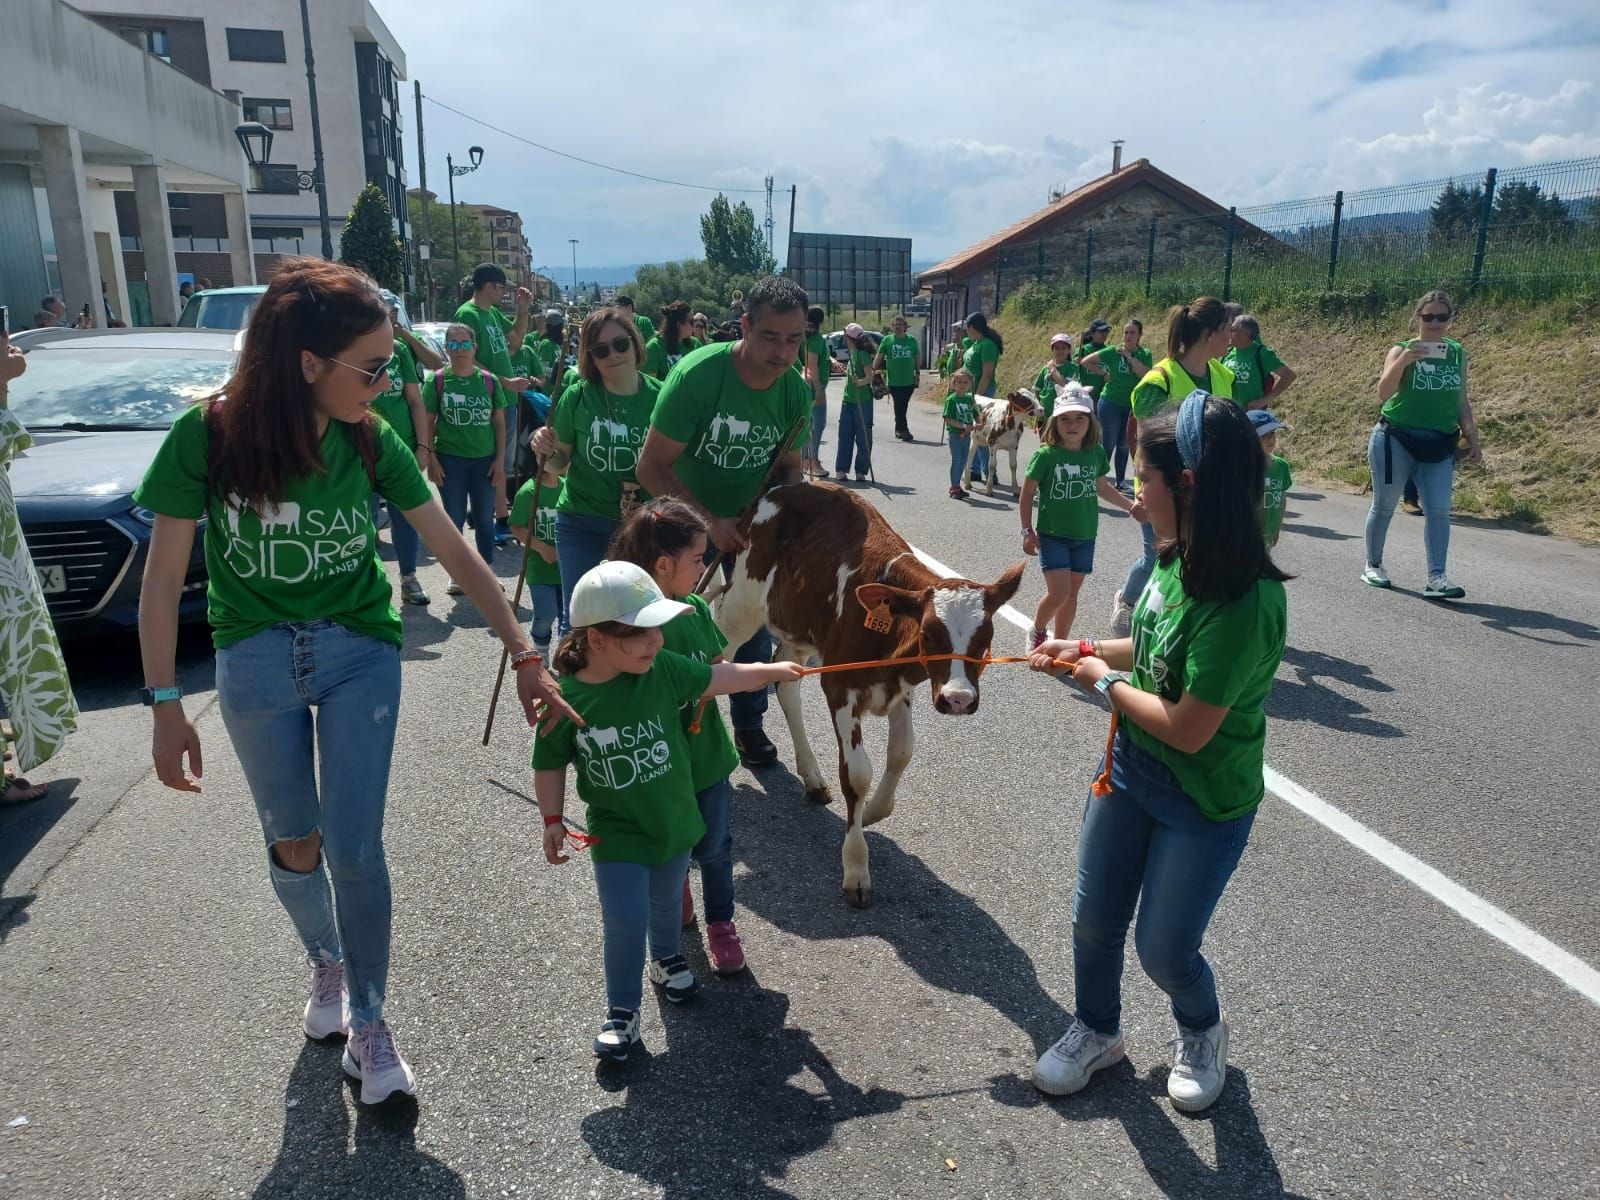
[[661, 594, 739, 790], [423, 368, 509, 460], [371, 340, 421, 447], [1025, 443, 1110, 540], [1381, 338, 1464, 434], [509, 478, 561, 587], [650, 340, 813, 518], [963, 336, 1000, 394], [550, 375, 660, 521], [1126, 557, 1287, 822], [530, 649, 711, 865], [1262, 454, 1292, 546], [1222, 341, 1285, 407], [632, 314, 657, 343], [452, 300, 515, 380], [878, 334, 919, 387], [1075, 342, 1110, 398], [1032, 359, 1078, 404], [943, 392, 977, 428], [523, 335, 563, 386], [793, 331, 829, 383], [508, 344, 542, 390], [843, 347, 875, 405], [642, 336, 701, 381], [132, 405, 432, 650], [1090, 345, 1153, 408]]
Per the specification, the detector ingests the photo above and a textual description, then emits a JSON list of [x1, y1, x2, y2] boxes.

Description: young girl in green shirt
[[533, 562, 800, 1061]]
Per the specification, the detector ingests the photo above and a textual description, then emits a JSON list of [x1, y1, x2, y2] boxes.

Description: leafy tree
[[1429, 181, 1483, 241], [340, 183, 402, 290], [1492, 181, 1570, 236], [625, 259, 761, 328], [700, 193, 776, 277], [405, 192, 490, 307]]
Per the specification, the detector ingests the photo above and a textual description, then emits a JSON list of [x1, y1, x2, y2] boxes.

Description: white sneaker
[[1423, 574, 1465, 600], [594, 1008, 640, 1062], [1360, 565, 1391, 589], [1032, 1018, 1124, 1096], [646, 954, 701, 1004], [302, 958, 349, 1040], [446, 580, 464, 596], [1166, 1018, 1228, 1112], [1109, 596, 1133, 639], [341, 1021, 416, 1105]]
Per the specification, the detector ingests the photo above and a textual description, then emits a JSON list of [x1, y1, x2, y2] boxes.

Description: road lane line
[[909, 544, 1600, 1008]]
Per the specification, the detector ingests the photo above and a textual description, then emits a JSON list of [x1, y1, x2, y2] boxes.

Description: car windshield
[[6, 349, 233, 429], [178, 292, 260, 329]]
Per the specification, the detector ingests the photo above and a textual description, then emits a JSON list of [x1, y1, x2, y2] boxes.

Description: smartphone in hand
[[1412, 340, 1448, 359]]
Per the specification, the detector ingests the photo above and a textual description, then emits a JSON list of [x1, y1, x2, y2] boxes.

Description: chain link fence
[[995, 156, 1600, 312]]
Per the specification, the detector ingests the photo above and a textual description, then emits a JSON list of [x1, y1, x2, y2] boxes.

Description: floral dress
[[0, 408, 78, 773]]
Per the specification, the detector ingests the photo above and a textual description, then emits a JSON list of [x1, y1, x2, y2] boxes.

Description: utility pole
[[787, 185, 797, 271], [569, 238, 579, 301], [763, 175, 775, 260], [299, 0, 333, 258], [413, 80, 431, 317]]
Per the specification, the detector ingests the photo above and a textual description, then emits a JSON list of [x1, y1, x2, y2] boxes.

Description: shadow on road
[[989, 1065, 1307, 1200], [1278, 520, 1358, 543], [59, 624, 214, 714], [0, 776, 81, 942], [582, 982, 903, 1199], [730, 776, 1073, 1054], [1265, 647, 1401, 739], [252, 1040, 465, 1199], [1443, 599, 1600, 648]]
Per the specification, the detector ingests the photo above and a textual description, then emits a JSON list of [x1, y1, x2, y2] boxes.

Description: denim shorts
[[1038, 533, 1095, 574]]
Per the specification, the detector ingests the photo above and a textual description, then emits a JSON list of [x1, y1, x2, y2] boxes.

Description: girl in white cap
[[532, 561, 801, 1062]]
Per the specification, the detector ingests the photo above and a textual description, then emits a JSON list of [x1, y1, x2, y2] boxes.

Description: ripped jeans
[[216, 619, 401, 1031]]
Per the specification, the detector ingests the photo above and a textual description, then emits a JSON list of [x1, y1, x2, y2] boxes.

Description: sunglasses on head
[[328, 353, 395, 387], [446, 338, 476, 351], [589, 335, 633, 360], [1419, 312, 1451, 323]]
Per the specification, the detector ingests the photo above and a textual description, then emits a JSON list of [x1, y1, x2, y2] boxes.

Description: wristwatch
[[139, 685, 183, 706], [1093, 671, 1130, 702]]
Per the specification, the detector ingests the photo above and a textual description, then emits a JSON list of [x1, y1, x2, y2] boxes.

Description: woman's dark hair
[[660, 299, 692, 354], [806, 305, 825, 331], [206, 257, 387, 510], [965, 311, 1003, 355], [1138, 396, 1291, 603], [577, 306, 644, 386], [1127, 318, 1144, 334], [607, 497, 707, 577], [552, 620, 639, 674], [1165, 295, 1228, 360]]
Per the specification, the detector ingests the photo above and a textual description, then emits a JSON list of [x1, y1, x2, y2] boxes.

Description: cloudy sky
[[379, 0, 1600, 270]]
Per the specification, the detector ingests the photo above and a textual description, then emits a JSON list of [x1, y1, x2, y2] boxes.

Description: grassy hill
[[973, 296, 1600, 543]]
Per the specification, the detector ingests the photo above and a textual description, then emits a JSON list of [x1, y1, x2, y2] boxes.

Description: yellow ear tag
[[864, 601, 893, 634]]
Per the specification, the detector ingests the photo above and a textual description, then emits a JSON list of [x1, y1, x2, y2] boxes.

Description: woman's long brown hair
[[207, 257, 389, 510]]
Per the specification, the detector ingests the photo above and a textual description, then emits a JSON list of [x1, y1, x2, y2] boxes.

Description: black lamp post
[[447, 146, 484, 291]]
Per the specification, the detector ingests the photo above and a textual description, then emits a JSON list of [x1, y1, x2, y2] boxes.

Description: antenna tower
[[763, 175, 775, 257]]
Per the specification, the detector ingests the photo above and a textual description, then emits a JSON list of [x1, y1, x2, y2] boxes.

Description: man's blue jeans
[[593, 852, 691, 1012], [809, 398, 827, 463], [215, 620, 402, 1032], [1364, 424, 1456, 577], [1119, 519, 1159, 604], [692, 778, 735, 924], [555, 510, 620, 636], [704, 545, 770, 733], [1099, 400, 1131, 484], [1072, 732, 1256, 1036], [437, 452, 496, 566]]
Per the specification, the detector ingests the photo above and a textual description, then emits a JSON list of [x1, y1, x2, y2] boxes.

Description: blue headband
[[1176, 389, 1209, 469]]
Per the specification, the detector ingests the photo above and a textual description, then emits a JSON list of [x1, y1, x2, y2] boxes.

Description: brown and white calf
[[963, 389, 1045, 496], [715, 483, 1023, 907]]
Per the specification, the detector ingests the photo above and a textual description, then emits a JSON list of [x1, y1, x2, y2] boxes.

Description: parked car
[[179, 286, 414, 331], [410, 321, 452, 358], [6, 327, 241, 635]]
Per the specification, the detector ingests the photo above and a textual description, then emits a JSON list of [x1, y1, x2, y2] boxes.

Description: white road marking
[[908, 544, 1600, 1008]]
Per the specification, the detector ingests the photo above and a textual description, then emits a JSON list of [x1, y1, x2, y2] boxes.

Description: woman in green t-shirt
[[641, 300, 700, 381], [134, 259, 574, 1106], [801, 306, 831, 478], [835, 323, 877, 480], [1075, 320, 1152, 490], [963, 313, 1003, 478], [1362, 289, 1483, 599], [533, 560, 800, 1060], [423, 322, 512, 579], [1028, 393, 1289, 1114]]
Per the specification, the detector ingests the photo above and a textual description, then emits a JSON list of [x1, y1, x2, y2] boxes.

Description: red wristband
[[1078, 639, 1098, 659], [542, 814, 564, 827]]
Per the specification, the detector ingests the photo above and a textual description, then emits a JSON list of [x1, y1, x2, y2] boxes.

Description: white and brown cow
[[715, 483, 1023, 907], [963, 388, 1045, 497]]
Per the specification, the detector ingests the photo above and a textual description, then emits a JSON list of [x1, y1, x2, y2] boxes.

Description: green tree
[[1492, 181, 1570, 236], [1430, 180, 1483, 241], [699, 193, 775, 276], [625, 259, 761, 328], [406, 192, 491, 307], [340, 183, 403, 290]]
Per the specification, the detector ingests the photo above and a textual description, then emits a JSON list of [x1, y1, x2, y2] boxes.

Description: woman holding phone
[[1361, 290, 1482, 600]]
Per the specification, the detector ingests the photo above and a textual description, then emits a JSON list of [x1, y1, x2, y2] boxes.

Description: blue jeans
[[1099, 400, 1131, 483], [529, 582, 563, 652], [836, 402, 873, 475], [705, 546, 770, 732], [1119, 519, 1159, 604], [388, 502, 420, 577], [808, 398, 827, 462], [1039, 534, 1096, 574], [948, 431, 971, 488], [555, 509, 621, 635], [1364, 424, 1455, 577], [215, 621, 402, 1032], [593, 852, 691, 1011], [437, 451, 497, 566], [1073, 732, 1256, 1036], [691, 778, 735, 923]]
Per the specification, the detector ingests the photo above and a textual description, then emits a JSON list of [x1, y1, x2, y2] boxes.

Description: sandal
[[1, 774, 49, 806]]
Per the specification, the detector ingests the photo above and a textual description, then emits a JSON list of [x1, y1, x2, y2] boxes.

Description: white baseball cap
[[843, 322, 866, 340], [568, 561, 689, 629], [1049, 332, 1072, 347], [1050, 391, 1094, 419]]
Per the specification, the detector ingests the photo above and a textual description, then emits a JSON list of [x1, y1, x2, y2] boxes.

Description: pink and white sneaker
[[341, 1021, 416, 1105], [303, 958, 349, 1040], [705, 920, 747, 975]]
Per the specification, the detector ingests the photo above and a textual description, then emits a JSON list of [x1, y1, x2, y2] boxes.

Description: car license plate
[[37, 563, 67, 595]]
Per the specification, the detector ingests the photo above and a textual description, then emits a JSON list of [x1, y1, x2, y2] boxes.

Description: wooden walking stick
[[482, 454, 547, 746], [694, 412, 809, 598]]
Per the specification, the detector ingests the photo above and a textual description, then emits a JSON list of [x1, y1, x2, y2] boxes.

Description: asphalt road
[[2, 378, 1597, 1199]]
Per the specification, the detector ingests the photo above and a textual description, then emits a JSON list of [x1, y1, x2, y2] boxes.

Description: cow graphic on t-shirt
[[1048, 460, 1094, 501], [696, 412, 781, 470], [219, 492, 371, 584], [574, 717, 673, 789]]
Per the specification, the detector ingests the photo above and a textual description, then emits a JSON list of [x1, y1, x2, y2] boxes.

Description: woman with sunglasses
[[692, 313, 710, 343], [133, 259, 576, 1105], [642, 300, 700, 381], [1362, 290, 1482, 599], [530, 307, 659, 628]]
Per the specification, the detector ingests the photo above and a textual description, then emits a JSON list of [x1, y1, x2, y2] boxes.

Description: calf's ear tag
[[864, 601, 893, 634]]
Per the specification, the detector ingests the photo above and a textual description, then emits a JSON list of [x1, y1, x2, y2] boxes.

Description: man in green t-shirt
[[455, 264, 534, 543], [1223, 315, 1296, 410], [873, 315, 921, 441], [615, 294, 656, 344], [638, 275, 812, 768]]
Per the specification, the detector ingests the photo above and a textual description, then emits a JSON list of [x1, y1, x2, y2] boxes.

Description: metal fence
[[993, 156, 1600, 310]]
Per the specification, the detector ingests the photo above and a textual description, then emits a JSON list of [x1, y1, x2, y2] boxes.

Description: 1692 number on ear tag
[[864, 601, 892, 634]]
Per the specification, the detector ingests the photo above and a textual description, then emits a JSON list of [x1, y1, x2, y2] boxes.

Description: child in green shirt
[[532, 562, 800, 1061], [508, 462, 563, 654], [1248, 409, 1293, 547], [943, 367, 979, 499]]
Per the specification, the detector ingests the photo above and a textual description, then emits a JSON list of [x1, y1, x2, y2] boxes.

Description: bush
[[340, 183, 402, 291]]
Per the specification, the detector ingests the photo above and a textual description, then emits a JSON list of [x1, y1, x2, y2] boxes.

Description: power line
[[421, 94, 769, 195]]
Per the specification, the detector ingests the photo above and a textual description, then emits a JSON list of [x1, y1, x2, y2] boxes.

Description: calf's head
[[855, 562, 1024, 715]]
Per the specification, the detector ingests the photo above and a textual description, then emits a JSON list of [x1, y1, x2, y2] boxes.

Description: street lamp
[[447, 145, 484, 294], [569, 238, 579, 302]]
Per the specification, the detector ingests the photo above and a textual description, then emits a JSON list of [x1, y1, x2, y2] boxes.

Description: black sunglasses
[[589, 334, 634, 360], [1419, 312, 1452, 323]]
